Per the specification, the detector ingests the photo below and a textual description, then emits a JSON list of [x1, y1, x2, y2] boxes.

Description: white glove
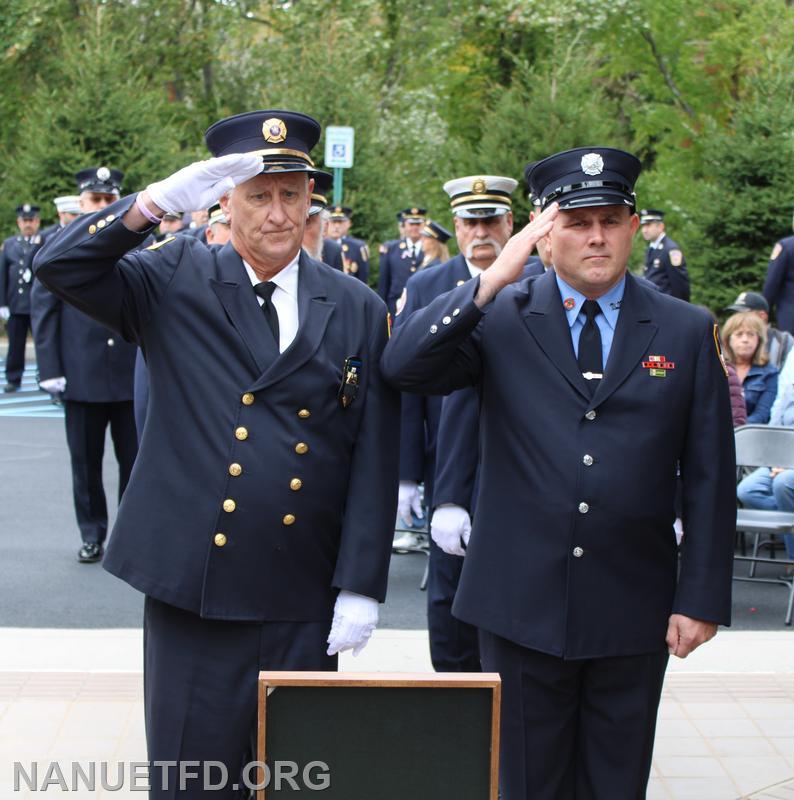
[[431, 504, 472, 557], [0, 307, 9, 321], [396, 480, 424, 527], [327, 590, 379, 657], [146, 154, 264, 216], [40, 377, 66, 394]]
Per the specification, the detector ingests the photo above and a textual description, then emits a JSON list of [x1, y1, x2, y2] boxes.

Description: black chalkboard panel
[[257, 672, 500, 800]]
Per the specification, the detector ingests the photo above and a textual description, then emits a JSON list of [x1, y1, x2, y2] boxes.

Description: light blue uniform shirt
[[555, 273, 626, 368]]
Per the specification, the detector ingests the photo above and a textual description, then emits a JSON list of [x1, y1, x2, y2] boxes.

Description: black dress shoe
[[77, 542, 103, 563], [3, 383, 20, 393]]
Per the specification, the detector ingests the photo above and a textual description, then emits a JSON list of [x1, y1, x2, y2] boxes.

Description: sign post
[[324, 126, 355, 206]]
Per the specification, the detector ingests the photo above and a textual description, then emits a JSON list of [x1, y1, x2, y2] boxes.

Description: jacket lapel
[[591, 273, 658, 406], [248, 252, 336, 392], [519, 270, 591, 400], [209, 243, 278, 376]]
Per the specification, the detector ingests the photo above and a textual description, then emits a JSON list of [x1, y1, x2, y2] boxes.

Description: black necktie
[[253, 282, 280, 345], [578, 299, 603, 393]]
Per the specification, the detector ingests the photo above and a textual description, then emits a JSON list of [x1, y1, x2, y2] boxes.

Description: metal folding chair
[[732, 425, 794, 625]]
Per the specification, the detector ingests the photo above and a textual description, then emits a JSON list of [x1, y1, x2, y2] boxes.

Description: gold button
[[241, 393, 255, 406], [229, 463, 242, 477], [290, 478, 302, 491], [295, 442, 309, 454], [298, 409, 311, 419], [235, 427, 248, 441], [88, 224, 97, 234], [214, 533, 227, 547], [283, 514, 296, 526], [97, 219, 106, 229], [223, 499, 236, 513]]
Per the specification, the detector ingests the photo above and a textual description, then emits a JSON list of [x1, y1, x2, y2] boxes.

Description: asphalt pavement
[[0, 360, 792, 632]]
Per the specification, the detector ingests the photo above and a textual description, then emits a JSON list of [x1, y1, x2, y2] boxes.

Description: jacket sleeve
[[377, 246, 390, 302], [673, 321, 737, 625], [763, 242, 787, 313], [0, 242, 8, 306], [381, 278, 485, 396], [32, 194, 185, 344], [332, 298, 400, 601], [433, 386, 480, 511], [30, 279, 64, 380], [746, 370, 778, 424]]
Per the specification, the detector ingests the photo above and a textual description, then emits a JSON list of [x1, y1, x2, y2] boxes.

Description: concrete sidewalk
[[0, 628, 792, 799]]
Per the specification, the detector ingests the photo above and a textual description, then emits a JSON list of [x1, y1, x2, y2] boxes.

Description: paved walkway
[[0, 628, 792, 798]]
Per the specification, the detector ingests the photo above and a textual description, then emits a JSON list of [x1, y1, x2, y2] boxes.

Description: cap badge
[[472, 178, 487, 194], [563, 297, 576, 310], [411, 208, 419, 215], [581, 153, 604, 176], [22, 204, 31, 213], [262, 118, 287, 144], [97, 167, 111, 182]]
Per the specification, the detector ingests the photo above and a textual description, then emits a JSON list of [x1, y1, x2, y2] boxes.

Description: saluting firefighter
[[383, 147, 735, 799], [640, 208, 690, 301], [1, 204, 43, 392], [378, 206, 426, 314], [327, 205, 370, 283], [33, 109, 399, 800], [31, 168, 139, 564]]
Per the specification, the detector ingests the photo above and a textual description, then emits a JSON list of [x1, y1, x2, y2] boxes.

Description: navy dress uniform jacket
[[643, 234, 690, 301], [0, 234, 42, 314], [382, 270, 736, 659], [33, 194, 400, 622], [31, 222, 136, 402], [321, 237, 344, 272], [378, 238, 422, 314], [341, 235, 370, 284], [764, 235, 794, 334]]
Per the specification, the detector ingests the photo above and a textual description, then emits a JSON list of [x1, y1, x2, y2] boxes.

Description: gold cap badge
[[262, 118, 287, 144], [472, 178, 487, 194]]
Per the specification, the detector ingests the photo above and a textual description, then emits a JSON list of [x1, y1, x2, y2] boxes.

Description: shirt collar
[[651, 232, 666, 249], [464, 258, 483, 278], [555, 272, 626, 331], [242, 251, 300, 299]]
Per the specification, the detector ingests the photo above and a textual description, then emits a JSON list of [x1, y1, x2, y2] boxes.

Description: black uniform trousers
[[63, 400, 138, 544], [427, 539, 480, 671], [479, 629, 668, 800], [4, 313, 30, 385], [144, 596, 336, 799]]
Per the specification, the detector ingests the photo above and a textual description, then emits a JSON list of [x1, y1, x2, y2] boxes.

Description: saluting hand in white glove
[[145, 153, 264, 216], [326, 590, 379, 657], [430, 504, 471, 557], [396, 480, 423, 528]]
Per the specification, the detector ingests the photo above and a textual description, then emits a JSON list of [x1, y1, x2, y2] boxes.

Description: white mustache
[[465, 237, 502, 259]]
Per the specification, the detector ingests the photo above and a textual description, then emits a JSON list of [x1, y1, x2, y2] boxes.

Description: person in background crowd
[[763, 211, 794, 335], [419, 220, 452, 270], [204, 203, 232, 246], [40, 196, 81, 244], [31, 166, 138, 564], [327, 205, 370, 283], [640, 208, 690, 301], [726, 363, 748, 427], [180, 209, 209, 243], [378, 207, 426, 314], [725, 290, 794, 370], [156, 211, 185, 240], [722, 311, 778, 424], [1, 203, 43, 392]]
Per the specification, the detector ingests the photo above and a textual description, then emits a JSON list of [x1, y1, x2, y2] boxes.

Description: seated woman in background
[[722, 311, 778, 423]]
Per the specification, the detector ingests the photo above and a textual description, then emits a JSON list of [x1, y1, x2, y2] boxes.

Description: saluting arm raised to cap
[[123, 154, 263, 232], [475, 202, 558, 308]]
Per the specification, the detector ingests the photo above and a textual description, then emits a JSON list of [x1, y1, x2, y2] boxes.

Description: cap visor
[[454, 206, 510, 219], [553, 189, 634, 211]]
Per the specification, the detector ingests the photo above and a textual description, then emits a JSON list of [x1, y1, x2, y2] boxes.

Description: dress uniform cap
[[329, 205, 353, 221], [443, 175, 517, 218], [725, 290, 769, 314], [53, 196, 81, 215], [639, 208, 665, 224], [75, 167, 123, 196], [207, 203, 228, 226], [308, 169, 333, 215], [16, 204, 40, 218], [205, 109, 320, 174], [400, 207, 426, 223], [525, 147, 641, 212], [420, 219, 452, 244]]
